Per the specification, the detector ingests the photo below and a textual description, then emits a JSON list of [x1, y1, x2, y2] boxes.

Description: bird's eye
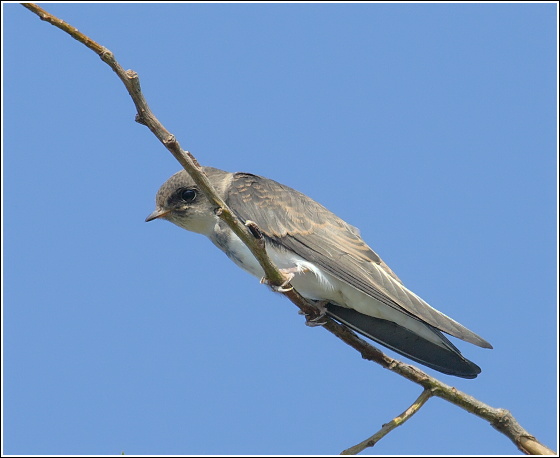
[[180, 188, 197, 203]]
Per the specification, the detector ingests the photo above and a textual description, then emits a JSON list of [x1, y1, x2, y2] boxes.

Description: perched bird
[[146, 167, 492, 378]]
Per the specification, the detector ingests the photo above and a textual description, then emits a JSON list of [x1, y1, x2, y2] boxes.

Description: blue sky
[[3, 2, 557, 455]]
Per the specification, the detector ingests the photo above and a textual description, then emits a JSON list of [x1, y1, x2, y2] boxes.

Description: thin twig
[[341, 388, 435, 455], [21, 4, 556, 455]]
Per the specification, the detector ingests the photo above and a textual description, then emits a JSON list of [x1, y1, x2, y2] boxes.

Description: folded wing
[[226, 172, 492, 351]]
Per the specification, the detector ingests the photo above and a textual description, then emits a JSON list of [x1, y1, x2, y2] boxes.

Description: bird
[[146, 166, 492, 378]]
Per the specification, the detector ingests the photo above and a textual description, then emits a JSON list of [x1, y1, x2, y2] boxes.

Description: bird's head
[[146, 167, 231, 236]]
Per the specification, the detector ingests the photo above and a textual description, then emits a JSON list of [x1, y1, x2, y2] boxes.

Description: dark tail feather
[[326, 303, 481, 379]]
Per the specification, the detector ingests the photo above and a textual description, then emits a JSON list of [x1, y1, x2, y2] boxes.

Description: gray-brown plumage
[[147, 167, 492, 378]]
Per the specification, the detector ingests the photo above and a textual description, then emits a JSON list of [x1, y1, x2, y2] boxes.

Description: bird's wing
[[226, 172, 491, 349]]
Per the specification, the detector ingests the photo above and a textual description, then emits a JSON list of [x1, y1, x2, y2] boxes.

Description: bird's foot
[[260, 268, 298, 292], [299, 300, 329, 327]]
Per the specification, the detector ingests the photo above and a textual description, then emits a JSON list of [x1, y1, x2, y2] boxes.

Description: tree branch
[[341, 388, 435, 455], [21, 3, 556, 455]]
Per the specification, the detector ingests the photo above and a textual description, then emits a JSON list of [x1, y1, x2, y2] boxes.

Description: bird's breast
[[211, 225, 266, 278]]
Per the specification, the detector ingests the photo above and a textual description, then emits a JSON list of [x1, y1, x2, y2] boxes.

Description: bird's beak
[[145, 208, 171, 222]]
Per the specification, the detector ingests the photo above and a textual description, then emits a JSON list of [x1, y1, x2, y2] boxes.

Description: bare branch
[[341, 388, 435, 455], [21, 3, 556, 455]]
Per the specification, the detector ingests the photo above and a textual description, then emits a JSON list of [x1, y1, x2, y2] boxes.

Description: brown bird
[[147, 167, 492, 378]]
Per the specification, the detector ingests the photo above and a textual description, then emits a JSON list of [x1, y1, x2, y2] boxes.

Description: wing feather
[[226, 172, 491, 349]]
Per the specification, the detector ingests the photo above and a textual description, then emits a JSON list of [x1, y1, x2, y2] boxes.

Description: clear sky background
[[3, 2, 558, 456]]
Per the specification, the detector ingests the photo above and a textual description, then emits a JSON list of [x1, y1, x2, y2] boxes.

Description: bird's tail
[[326, 303, 482, 378]]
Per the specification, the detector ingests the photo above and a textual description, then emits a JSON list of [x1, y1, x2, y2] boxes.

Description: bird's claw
[[302, 300, 329, 327], [260, 271, 295, 292], [271, 283, 294, 292], [305, 315, 328, 327]]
